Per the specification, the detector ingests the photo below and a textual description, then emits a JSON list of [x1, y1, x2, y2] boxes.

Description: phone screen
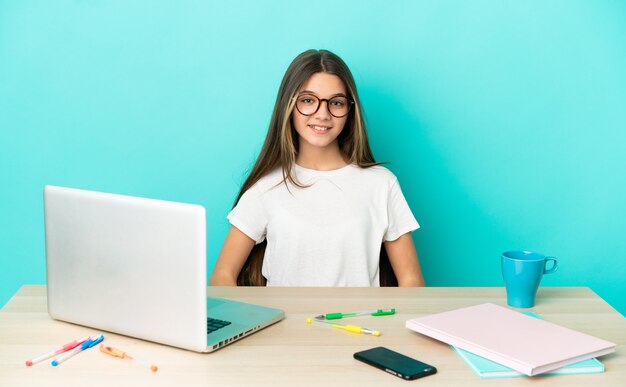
[[354, 347, 437, 380]]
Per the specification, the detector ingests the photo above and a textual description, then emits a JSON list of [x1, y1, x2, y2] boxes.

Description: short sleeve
[[383, 178, 419, 241], [226, 185, 268, 244]]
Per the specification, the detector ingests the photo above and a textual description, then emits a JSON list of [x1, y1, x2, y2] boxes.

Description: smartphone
[[354, 347, 437, 381]]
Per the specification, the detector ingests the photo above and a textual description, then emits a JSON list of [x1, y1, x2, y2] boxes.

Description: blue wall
[[1, 1, 624, 315]]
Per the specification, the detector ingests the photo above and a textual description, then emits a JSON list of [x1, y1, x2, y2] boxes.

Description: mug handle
[[544, 257, 558, 274]]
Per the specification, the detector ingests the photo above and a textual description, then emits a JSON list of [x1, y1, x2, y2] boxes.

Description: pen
[[51, 334, 104, 366], [25, 336, 89, 366], [306, 318, 381, 336], [100, 344, 158, 372], [315, 308, 395, 320]]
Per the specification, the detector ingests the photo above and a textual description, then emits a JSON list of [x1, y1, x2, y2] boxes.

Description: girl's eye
[[330, 98, 347, 107], [299, 96, 316, 105]]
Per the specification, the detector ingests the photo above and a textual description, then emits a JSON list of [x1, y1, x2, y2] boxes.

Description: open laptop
[[44, 185, 284, 352]]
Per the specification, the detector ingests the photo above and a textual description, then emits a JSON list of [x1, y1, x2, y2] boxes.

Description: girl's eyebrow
[[298, 90, 348, 98]]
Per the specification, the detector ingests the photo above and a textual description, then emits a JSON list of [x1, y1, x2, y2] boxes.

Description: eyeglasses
[[294, 94, 353, 118]]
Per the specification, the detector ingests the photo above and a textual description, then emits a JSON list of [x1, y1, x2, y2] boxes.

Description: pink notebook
[[405, 303, 615, 376]]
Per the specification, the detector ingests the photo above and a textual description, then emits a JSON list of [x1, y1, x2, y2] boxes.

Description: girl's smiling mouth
[[309, 124, 331, 133]]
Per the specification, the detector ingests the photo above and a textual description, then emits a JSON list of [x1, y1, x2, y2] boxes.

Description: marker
[[100, 344, 158, 372], [315, 308, 395, 320], [51, 334, 104, 366], [25, 336, 89, 366], [306, 317, 381, 336]]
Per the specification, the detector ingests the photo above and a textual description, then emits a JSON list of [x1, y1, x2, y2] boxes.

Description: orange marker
[[100, 344, 158, 372]]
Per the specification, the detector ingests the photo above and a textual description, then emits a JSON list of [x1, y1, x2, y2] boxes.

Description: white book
[[405, 303, 615, 376]]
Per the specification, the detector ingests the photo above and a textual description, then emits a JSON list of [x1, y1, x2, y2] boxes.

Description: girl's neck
[[296, 145, 348, 171]]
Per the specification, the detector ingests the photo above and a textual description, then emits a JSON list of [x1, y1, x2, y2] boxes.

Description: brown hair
[[234, 49, 396, 286]]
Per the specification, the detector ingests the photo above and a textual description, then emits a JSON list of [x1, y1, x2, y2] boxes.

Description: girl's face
[[292, 72, 349, 154]]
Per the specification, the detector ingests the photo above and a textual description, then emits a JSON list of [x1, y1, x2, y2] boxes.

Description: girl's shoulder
[[356, 164, 399, 184], [243, 167, 285, 194]]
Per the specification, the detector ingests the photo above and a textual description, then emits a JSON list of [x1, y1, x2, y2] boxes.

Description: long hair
[[234, 49, 396, 286]]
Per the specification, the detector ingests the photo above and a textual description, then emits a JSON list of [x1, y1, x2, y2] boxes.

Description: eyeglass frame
[[293, 93, 354, 118]]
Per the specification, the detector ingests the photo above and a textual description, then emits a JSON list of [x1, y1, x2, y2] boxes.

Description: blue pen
[[51, 334, 104, 366]]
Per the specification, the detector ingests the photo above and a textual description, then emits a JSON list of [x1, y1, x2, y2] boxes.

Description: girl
[[210, 49, 425, 287]]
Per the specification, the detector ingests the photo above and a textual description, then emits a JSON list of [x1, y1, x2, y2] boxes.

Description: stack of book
[[405, 303, 615, 378]]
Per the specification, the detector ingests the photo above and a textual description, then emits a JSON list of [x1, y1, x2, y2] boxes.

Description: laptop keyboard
[[207, 317, 232, 334]]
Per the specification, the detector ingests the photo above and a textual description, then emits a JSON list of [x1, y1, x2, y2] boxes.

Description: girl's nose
[[313, 100, 332, 120]]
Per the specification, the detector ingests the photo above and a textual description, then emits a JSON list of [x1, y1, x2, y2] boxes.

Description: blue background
[[1, 1, 624, 315]]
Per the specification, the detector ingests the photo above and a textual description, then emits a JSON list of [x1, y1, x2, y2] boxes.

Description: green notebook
[[451, 312, 604, 378], [452, 346, 604, 378]]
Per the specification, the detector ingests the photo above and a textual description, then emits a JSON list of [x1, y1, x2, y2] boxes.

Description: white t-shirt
[[227, 164, 419, 286]]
